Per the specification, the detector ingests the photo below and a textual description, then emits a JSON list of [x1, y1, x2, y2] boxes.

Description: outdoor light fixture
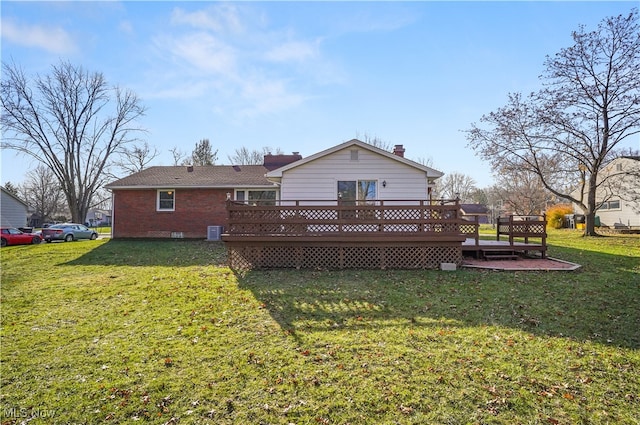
[[382, 180, 387, 188]]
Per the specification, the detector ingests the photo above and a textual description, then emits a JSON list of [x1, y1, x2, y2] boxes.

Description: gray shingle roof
[[105, 165, 273, 189]]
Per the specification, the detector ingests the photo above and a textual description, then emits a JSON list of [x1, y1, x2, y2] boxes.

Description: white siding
[[279, 147, 429, 201], [1, 189, 28, 227], [596, 201, 639, 227], [572, 157, 640, 228]]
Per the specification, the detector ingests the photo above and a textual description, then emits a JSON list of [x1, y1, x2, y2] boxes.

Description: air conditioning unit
[[207, 225, 223, 241]]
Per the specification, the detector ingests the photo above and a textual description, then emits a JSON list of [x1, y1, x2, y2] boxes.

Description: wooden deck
[[460, 215, 547, 260], [222, 200, 547, 269]]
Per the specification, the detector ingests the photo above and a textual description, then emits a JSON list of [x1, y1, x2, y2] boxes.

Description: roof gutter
[[105, 184, 278, 190]]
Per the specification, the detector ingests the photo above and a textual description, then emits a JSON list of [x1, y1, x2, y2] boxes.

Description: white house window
[[157, 190, 175, 211], [359, 180, 377, 201], [337, 180, 377, 203], [597, 199, 621, 210], [235, 189, 277, 205]]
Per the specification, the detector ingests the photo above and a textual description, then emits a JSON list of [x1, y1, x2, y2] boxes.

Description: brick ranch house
[[105, 153, 302, 239], [105, 140, 444, 239]]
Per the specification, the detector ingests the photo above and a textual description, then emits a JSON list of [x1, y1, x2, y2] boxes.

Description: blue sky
[[1, 1, 638, 188]]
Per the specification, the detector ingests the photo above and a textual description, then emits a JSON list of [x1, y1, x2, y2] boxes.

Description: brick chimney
[[263, 152, 303, 171], [393, 144, 405, 157]]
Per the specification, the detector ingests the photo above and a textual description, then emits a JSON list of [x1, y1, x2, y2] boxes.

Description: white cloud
[[149, 4, 341, 119], [339, 8, 417, 34], [237, 77, 306, 118], [264, 40, 319, 63], [171, 4, 244, 34], [144, 80, 213, 100], [161, 32, 237, 75], [1, 18, 76, 54], [119, 20, 134, 35]]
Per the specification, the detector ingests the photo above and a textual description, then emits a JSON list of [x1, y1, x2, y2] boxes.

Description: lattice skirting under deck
[[226, 242, 462, 270]]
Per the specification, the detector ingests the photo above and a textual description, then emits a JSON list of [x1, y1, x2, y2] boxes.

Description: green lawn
[[1, 230, 639, 424]]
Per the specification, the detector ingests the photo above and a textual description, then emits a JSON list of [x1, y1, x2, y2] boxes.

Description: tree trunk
[[584, 175, 599, 236]]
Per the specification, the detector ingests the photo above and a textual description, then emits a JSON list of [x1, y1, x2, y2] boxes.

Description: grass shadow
[[237, 244, 640, 349], [65, 239, 639, 349], [63, 239, 228, 267]]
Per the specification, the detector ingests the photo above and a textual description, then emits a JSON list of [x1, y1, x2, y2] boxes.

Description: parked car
[[41, 223, 98, 242], [1, 227, 42, 247]]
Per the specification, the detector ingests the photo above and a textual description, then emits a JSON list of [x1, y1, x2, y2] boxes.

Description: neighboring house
[[265, 139, 443, 203], [106, 139, 445, 239], [85, 209, 112, 227], [574, 156, 640, 228], [459, 204, 490, 224], [1, 187, 29, 228]]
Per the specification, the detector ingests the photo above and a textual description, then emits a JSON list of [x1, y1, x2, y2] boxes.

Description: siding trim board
[[266, 139, 443, 179]]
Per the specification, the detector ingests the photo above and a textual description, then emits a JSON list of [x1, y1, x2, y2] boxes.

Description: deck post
[[509, 215, 514, 245]]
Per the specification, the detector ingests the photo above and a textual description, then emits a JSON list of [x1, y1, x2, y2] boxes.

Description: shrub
[[546, 204, 574, 229]]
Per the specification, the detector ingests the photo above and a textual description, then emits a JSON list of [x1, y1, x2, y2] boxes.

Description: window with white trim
[[337, 180, 377, 204], [157, 189, 175, 211], [596, 199, 621, 210], [235, 189, 277, 205]]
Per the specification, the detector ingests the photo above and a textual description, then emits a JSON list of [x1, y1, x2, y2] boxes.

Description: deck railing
[[496, 214, 547, 258], [460, 214, 481, 245], [224, 199, 463, 237], [222, 199, 467, 269], [222, 201, 548, 268], [497, 214, 547, 243]]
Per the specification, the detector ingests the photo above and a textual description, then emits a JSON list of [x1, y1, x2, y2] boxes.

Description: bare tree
[[466, 10, 640, 235], [1, 61, 146, 223], [189, 138, 217, 166], [412, 156, 435, 168], [118, 141, 159, 174], [492, 167, 552, 215], [355, 132, 393, 151], [468, 188, 488, 205], [169, 146, 186, 166], [2, 181, 19, 195], [227, 146, 284, 165], [435, 172, 477, 202], [19, 164, 65, 224]]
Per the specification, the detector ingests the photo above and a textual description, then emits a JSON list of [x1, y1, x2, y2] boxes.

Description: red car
[[1, 227, 42, 247]]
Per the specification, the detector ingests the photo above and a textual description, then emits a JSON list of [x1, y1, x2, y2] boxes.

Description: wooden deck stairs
[[480, 249, 520, 260]]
